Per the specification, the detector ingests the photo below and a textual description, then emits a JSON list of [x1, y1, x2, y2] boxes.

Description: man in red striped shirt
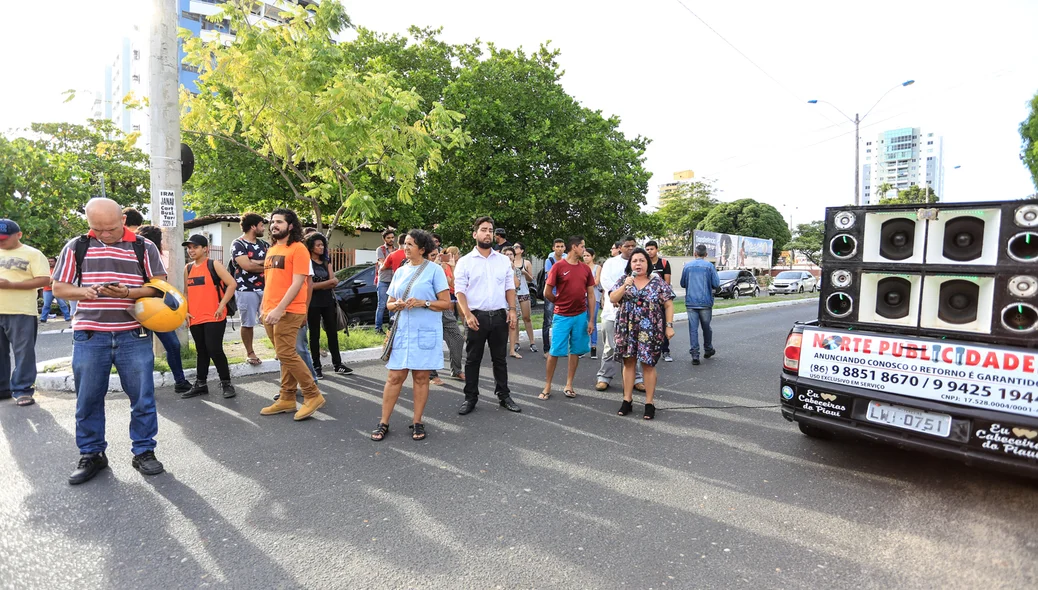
[[52, 198, 168, 485]]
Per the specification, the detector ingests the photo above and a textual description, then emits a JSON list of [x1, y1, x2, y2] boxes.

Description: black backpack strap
[[132, 236, 149, 282], [73, 236, 91, 286], [206, 259, 223, 298]]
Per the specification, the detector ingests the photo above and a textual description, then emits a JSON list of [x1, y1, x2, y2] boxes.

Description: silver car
[[769, 270, 817, 295]]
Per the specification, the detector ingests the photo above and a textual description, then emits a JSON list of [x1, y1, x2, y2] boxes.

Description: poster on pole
[[693, 230, 772, 271], [157, 190, 176, 228]]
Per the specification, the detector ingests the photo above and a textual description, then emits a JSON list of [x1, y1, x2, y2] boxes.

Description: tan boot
[[260, 396, 297, 416], [294, 393, 326, 421]]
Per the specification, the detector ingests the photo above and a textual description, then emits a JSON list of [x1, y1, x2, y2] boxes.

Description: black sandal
[[618, 399, 633, 416], [409, 423, 426, 441], [370, 423, 389, 441], [644, 403, 656, 420]]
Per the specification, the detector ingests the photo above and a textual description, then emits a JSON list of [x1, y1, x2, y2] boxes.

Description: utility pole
[[854, 113, 861, 207], [149, 0, 187, 348]]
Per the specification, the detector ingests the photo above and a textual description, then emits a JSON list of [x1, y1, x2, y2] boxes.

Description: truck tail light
[[783, 333, 803, 372]]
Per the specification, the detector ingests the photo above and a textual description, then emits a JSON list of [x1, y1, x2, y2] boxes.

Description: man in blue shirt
[[679, 244, 720, 365]]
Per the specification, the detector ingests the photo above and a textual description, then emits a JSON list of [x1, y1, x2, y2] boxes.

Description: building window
[[927, 156, 933, 161], [928, 133, 933, 137], [927, 140, 933, 145], [866, 141, 872, 146], [928, 149, 933, 153], [133, 50, 140, 60]]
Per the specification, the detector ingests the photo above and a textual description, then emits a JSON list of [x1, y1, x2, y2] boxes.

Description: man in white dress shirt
[[595, 235, 644, 391], [454, 216, 522, 414]]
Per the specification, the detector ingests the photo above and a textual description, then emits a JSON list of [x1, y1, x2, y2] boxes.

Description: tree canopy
[[785, 220, 824, 267], [878, 184, 938, 205], [179, 0, 469, 233], [0, 120, 149, 255], [1020, 89, 1038, 190], [650, 181, 719, 255], [698, 198, 791, 263]]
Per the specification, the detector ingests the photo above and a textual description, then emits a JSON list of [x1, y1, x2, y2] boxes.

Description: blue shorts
[[549, 311, 591, 357]]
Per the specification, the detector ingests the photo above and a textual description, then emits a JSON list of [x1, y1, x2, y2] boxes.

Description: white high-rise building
[[860, 127, 944, 204]]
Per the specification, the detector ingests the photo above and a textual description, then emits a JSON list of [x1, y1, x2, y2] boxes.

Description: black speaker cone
[[830, 234, 857, 259], [825, 292, 853, 318], [879, 218, 915, 261], [876, 277, 911, 319], [937, 280, 979, 324], [942, 217, 984, 261], [1001, 304, 1038, 332], [1007, 232, 1038, 262]]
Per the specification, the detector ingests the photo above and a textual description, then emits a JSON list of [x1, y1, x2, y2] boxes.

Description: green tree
[[1021, 89, 1038, 189], [419, 44, 653, 256], [875, 182, 894, 202], [0, 120, 149, 254], [179, 0, 468, 233], [698, 198, 791, 263], [654, 180, 719, 255], [785, 220, 825, 267], [879, 184, 938, 205]]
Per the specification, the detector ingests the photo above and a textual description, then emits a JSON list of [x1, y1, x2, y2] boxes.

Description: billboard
[[693, 230, 773, 271]]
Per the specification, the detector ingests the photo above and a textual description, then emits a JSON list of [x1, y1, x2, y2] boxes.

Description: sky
[[4, 0, 1037, 229]]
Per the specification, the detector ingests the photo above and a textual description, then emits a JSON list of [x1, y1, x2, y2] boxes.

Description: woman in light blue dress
[[371, 229, 451, 442]]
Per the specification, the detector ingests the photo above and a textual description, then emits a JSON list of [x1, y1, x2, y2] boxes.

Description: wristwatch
[[424, 300, 432, 309], [666, 322, 674, 327]]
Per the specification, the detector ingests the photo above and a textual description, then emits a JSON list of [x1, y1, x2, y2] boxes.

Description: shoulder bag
[[380, 261, 430, 362]]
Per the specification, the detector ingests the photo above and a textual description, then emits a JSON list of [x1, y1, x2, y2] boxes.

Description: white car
[[769, 271, 817, 295]]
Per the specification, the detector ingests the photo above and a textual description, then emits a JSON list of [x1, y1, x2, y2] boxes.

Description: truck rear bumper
[[780, 373, 1038, 479]]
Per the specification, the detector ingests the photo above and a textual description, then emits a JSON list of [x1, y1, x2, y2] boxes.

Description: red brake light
[[783, 333, 803, 371]]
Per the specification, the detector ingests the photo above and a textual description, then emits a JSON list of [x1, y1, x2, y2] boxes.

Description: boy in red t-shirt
[[540, 236, 596, 399]]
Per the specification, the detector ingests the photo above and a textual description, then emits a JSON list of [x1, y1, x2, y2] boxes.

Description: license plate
[[865, 401, 952, 437]]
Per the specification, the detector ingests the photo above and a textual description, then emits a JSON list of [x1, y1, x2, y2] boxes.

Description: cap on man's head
[[182, 234, 209, 248], [494, 228, 506, 236], [0, 219, 21, 237]]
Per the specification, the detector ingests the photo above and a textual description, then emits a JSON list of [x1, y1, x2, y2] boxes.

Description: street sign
[[157, 189, 177, 227]]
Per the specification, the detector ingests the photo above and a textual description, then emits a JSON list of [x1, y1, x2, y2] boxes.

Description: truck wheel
[[798, 422, 834, 439]]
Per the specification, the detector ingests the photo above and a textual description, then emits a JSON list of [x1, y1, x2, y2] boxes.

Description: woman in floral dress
[[609, 248, 676, 420]]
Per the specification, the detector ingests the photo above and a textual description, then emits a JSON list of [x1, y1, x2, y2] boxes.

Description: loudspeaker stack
[[818, 199, 1038, 347]]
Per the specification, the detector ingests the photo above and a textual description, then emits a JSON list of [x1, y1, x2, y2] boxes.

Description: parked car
[[333, 263, 377, 326], [716, 270, 759, 299], [769, 270, 817, 295]]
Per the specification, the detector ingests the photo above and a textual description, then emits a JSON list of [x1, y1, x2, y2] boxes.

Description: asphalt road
[[3, 302, 1035, 589]]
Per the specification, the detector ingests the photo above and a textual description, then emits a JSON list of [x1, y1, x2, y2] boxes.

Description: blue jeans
[[297, 322, 317, 380], [72, 329, 157, 455], [39, 291, 71, 321], [154, 330, 187, 384], [687, 307, 714, 358], [0, 314, 38, 399], [375, 281, 391, 331]]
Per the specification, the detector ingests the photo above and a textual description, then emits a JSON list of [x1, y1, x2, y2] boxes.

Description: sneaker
[[131, 450, 165, 476], [590, 346, 597, 359], [663, 354, 673, 362], [375, 329, 386, 336], [704, 350, 716, 359], [314, 366, 324, 380], [578, 354, 586, 359], [692, 358, 701, 365], [39, 319, 47, 324], [334, 365, 353, 375], [181, 381, 209, 399], [514, 344, 521, 354], [68, 452, 108, 485], [221, 380, 236, 398], [529, 343, 539, 353], [173, 380, 192, 394]]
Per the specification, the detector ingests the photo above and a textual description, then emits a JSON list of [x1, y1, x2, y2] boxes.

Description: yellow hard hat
[[129, 279, 187, 332]]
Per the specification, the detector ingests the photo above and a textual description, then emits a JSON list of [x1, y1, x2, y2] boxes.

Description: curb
[[35, 297, 815, 393]]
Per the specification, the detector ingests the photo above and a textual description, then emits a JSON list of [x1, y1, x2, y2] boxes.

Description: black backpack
[[189, 259, 238, 317], [535, 266, 547, 297], [74, 235, 148, 286]]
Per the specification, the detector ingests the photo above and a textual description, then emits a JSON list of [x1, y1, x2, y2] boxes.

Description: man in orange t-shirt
[[259, 208, 325, 420]]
